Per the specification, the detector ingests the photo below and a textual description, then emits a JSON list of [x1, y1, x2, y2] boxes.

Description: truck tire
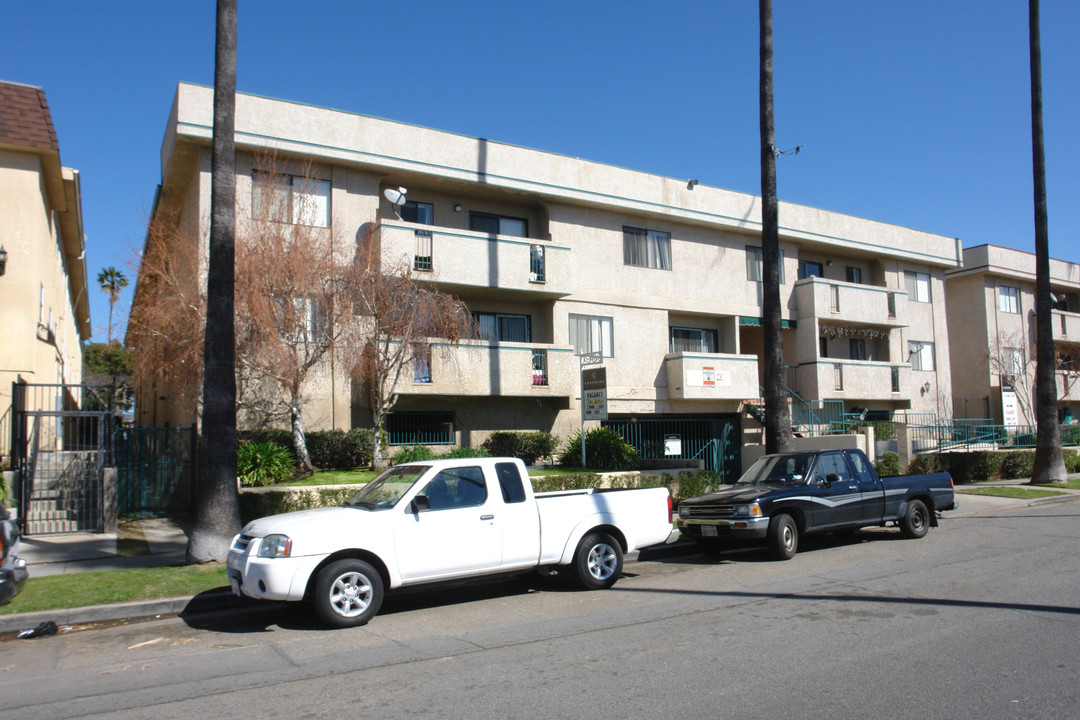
[[900, 499, 929, 539], [312, 559, 384, 628], [573, 532, 623, 590], [767, 514, 798, 560]]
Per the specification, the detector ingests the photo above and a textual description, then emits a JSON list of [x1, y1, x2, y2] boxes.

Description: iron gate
[[10, 382, 114, 535], [603, 416, 742, 482], [114, 426, 196, 515]]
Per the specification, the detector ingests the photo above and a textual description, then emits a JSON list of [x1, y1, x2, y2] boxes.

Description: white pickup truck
[[227, 457, 678, 627]]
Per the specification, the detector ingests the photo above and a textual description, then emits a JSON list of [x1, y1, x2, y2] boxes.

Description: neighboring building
[[0, 81, 91, 458], [133, 83, 959, 477], [946, 244, 1080, 427]]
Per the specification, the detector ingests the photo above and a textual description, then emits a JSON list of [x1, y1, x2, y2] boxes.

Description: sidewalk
[[3, 480, 1079, 634]]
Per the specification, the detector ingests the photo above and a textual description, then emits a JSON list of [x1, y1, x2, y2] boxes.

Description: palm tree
[[1028, 0, 1066, 483], [188, 0, 241, 562], [759, 0, 794, 454], [97, 266, 128, 344]]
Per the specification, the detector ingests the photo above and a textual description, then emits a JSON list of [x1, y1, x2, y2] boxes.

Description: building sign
[[702, 367, 715, 386], [1002, 387, 1020, 429], [687, 367, 732, 388], [664, 434, 682, 456], [583, 366, 608, 421]]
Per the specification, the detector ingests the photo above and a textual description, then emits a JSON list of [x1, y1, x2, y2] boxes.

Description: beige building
[[0, 81, 91, 459], [136, 83, 959, 477], [946, 244, 1080, 426]]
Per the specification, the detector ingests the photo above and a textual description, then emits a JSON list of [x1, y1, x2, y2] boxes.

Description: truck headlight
[[258, 534, 292, 558], [678, 506, 690, 519], [734, 503, 762, 518]]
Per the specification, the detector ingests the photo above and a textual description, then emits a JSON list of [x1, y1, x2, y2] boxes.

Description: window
[[413, 347, 432, 384], [401, 200, 434, 225], [532, 349, 548, 386], [623, 226, 671, 270], [1003, 347, 1024, 386], [470, 212, 527, 237], [998, 285, 1020, 314], [670, 327, 718, 353], [277, 297, 328, 346], [496, 462, 527, 504], [833, 363, 844, 391], [420, 466, 487, 511], [414, 230, 433, 271], [747, 246, 785, 283], [387, 411, 454, 445], [909, 341, 935, 371], [846, 266, 863, 284], [904, 271, 930, 303], [887, 292, 897, 318], [891, 365, 901, 392], [252, 173, 330, 227], [474, 312, 531, 342], [569, 314, 613, 357], [798, 260, 824, 279], [830, 285, 840, 312], [819, 336, 828, 358], [530, 244, 545, 282], [814, 452, 851, 483], [850, 339, 866, 361]]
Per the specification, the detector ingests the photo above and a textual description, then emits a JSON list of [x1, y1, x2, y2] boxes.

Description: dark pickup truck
[[677, 448, 957, 559]]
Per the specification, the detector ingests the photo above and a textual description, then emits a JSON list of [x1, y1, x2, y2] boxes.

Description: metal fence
[[114, 426, 196, 515]]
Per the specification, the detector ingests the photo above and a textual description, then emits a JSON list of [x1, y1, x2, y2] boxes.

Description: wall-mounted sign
[[664, 434, 682, 456]]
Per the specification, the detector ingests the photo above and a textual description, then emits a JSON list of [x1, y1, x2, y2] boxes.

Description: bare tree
[[1028, 0, 1066, 483], [759, 0, 794, 453], [987, 331, 1037, 426], [189, 0, 241, 562], [350, 245, 476, 469]]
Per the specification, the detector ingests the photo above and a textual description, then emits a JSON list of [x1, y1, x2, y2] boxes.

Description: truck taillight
[[667, 495, 674, 524]]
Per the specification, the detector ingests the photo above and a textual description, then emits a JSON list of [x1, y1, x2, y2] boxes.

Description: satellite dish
[[383, 187, 407, 206]]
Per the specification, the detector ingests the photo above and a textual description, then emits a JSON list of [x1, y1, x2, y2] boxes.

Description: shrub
[[239, 429, 295, 457], [305, 428, 375, 470], [1000, 451, 1036, 480], [1064, 449, 1079, 473], [967, 452, 1004, 482], [875, 452, 902, 477], [907, 454, 945, 475], [531, 473, 602, 493], [439, 446, 491, 459], [237, 441, 295, 487], [559, 428, 639, 471], [482, 431, 560, 465], [669, 470, 721, 503], [239, 486, 359, 523], [392, 444, 438, 464]]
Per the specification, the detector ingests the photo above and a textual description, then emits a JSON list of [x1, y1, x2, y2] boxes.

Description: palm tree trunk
[[189, 0, 242, 561], [1028, 0, 1066, 483], [760, 0, 793, 454]]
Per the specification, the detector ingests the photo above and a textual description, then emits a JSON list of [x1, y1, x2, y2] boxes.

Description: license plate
[[702, 525, 718, 537]]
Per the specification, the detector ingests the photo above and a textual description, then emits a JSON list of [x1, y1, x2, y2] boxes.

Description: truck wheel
[[900, 499, 929, 539], [574, 532, 623, 590], [312, 559, 384, 628], [768, 514, 798, 560]]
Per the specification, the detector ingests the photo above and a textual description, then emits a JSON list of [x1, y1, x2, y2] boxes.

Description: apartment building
[[946, 244, 1080, 427], [0, 81, 91, 457], [135, 83, 958, 477]]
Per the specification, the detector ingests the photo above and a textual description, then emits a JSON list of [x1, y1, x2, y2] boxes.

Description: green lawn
[[0, 563, 228, 616], [956, 486, 1068, 500]]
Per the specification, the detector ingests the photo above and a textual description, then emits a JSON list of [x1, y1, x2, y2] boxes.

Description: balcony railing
[[393, 340, 574, 397], [794, 277, 908, 327], [378, 223, 569, 296], [663, 353, 761, 400], [796, 361, 911, 401], [1052, 309, 1080, 343]]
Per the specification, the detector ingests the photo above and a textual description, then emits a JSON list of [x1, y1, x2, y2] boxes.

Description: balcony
[[794, 361, 911, 402], [664, 353, 761, 400], [377, 223, 570, 297], [1052, 310, 1080, 344], [396, 340, 575, 398], [794, 278, 908, 327]]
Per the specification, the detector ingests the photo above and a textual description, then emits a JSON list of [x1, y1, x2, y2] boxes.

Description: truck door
[[493, 461, 541, 570], [809, 451, 861, 529], [395, 465, 501, 581], [845, 450, 884, 524]]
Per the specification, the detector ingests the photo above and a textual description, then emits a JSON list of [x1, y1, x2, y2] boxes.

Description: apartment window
[[850, 339, 867, 361], [833, 363, 844, 391], [1003, 347, 1025, 386], [904, 271, 930, 303], [474, 312, 531, 342], [846, 266, 863, 284], [532, 349, 548, 386], [530, 244, 546, 282], [891, 366, 901, 392], [413, 347, 432, 384], [670, 327, 718, 354], [401, 201, 434, 225], [909, 341, 935, 371], [798, 260, 824, 279], [887, 292, 897, 318], [746, 246, 785, 283], [998, 285, 1020, 314], [276, 297, 328, 347], [414, 230, 433, 271], [470, 212, 527, 237], [830, 285, 841, 312], [387, 411, 454, 446], [252, 173, 330, 227], [569, 314, 613, 357], [623, 226, 671, 270], [819, 336, 828, 358]]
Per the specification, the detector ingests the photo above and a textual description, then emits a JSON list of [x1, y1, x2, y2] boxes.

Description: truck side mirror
[[410, 495, 430, 514]]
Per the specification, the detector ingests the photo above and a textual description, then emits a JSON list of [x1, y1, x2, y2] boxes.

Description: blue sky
[[4, 1, 1077, 344]]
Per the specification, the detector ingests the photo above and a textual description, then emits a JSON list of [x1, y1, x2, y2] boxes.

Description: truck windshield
[[737, 453, 816, 485], [344, 465, 430, 510]]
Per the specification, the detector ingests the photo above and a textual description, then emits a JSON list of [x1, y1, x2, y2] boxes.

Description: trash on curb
[[17, 620, 60, 639]]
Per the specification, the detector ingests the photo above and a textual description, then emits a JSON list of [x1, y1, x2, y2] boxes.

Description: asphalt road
[[2, 499, 1078, 720]]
